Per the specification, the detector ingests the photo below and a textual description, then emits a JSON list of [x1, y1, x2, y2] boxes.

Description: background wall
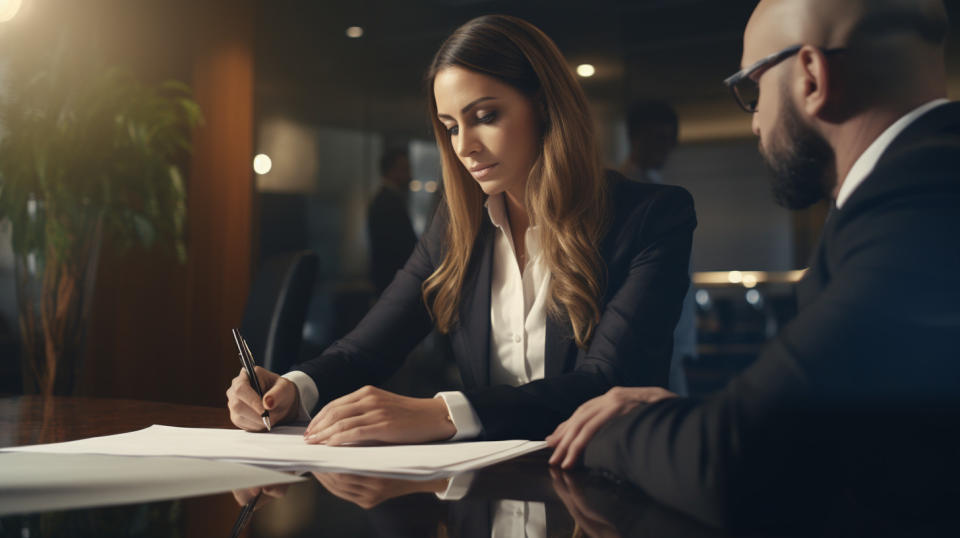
[[1, 0, 959, 402]]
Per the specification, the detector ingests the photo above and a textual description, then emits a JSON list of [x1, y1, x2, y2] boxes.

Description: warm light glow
[[424, 180, 438, 193], [346, 26, 364, 38], [742, 274, 758, 288], [409, 180, 422, 192], [0, 0, 23, 23], [693, 269, 807, 286], [576, 64, 595, 78], [253, 154, 272, 175]]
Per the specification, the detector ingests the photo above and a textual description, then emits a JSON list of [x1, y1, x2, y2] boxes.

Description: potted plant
[[0, 51, 202, 395]]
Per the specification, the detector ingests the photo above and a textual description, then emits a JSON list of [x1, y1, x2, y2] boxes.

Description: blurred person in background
[[368, 148, 417, 296], [621, 100, 696, 396]]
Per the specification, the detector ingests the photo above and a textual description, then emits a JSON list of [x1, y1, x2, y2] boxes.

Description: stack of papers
[[0, 453, 304, 516], [3, 425, 547, 478]]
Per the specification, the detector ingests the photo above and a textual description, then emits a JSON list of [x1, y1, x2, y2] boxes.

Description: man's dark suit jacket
[[368, 185, 418, 295], [295, 173, 696, 440], [584, 103, 960, 528]]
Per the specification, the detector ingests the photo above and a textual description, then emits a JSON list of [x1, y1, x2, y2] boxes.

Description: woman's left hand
[[304, 385, 457, 445]]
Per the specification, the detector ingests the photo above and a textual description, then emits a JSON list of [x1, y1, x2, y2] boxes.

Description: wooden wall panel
[[81, 0, 255, 406]]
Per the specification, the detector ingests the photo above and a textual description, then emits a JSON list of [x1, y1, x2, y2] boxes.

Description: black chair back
[[241, 250, 318, 373]]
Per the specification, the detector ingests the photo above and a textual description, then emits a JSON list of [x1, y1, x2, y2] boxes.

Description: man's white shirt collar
[[835, 99, 949, 209]]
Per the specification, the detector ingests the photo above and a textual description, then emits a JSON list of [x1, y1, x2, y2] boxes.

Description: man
[[547, 0, 960, 528], [620, 100, 679, 185], [620, 100, 696, 396], [367, 148, 417, 295]]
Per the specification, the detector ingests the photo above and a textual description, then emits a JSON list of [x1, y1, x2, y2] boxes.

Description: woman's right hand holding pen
[[227, 366, 300, 431]]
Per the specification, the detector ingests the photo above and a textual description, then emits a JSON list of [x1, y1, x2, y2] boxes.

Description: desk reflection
[[229, 463, 723, 538]]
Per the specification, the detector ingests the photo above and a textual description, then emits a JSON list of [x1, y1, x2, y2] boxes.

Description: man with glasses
[[547, 0, 960, 529]]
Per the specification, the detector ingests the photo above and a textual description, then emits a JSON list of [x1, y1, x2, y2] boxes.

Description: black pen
[[231, 328, 272, 431], [229, 490, 262, 538]]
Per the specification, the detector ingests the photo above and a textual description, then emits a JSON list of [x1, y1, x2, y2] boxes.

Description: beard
[[759, 96, 836, 210]]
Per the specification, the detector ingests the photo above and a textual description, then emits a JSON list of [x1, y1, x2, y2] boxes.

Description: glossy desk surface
[[0, 396, 954, 537]]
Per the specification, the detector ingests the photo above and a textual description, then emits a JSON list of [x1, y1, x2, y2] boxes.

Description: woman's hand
[[226, 366, 300, 431], [313, 472, 450, 509], [303, 386, 456, 445], [230, 483, 291, 510], [546, 386, 677, 469]]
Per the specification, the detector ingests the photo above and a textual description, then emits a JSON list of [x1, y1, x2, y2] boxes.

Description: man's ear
[[796, 45, 831, 117]]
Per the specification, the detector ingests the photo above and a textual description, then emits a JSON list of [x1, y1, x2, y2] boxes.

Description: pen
[[231, 328, 272, 431], [229, 490, 262, 538]]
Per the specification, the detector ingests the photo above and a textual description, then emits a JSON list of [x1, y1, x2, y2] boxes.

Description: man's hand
[[226, 366, 299, 431], [546, 386, 677, 469], [550, 468, 621, 538], [303, 385, 456, 445]]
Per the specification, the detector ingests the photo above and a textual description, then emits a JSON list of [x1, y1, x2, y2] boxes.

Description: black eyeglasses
[[724, 44, 846, 113]]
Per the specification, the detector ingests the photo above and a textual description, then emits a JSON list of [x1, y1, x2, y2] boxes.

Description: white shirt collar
[[485, 193, 510, 229], [484, 193, 540, 249], [835, 99, 949, 208]]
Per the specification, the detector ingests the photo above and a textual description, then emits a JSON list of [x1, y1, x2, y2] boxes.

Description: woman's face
[[433, 66, 541, 201]]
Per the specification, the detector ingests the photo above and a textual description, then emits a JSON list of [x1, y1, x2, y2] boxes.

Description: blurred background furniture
[[241, 250, 318, 373]]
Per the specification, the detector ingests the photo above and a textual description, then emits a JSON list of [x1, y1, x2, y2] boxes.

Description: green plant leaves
[[0, 49, 203, 263]]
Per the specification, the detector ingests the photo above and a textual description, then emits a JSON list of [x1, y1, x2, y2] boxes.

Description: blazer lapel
[[461, 221, 494, 388], [545, 312, 573, 378]]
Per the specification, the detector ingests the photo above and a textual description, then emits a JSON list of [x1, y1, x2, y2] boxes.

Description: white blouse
[[437, 192, 550, 440], [284, 192, 551, 440]]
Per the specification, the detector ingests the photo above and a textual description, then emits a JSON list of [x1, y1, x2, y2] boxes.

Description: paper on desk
[[3, 425, 547, 476], [0, 453, 305, 516]]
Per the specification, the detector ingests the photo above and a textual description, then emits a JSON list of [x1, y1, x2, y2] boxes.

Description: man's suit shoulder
[[842, 103, 960, 217]]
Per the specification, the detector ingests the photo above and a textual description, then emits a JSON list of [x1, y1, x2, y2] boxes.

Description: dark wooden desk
[[0, 396, 235, 448], [0, 396, 729, 537], [2, 396, 955, 537]]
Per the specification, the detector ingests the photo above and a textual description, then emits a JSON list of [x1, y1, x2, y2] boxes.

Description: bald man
[[547, 0, 960, 529]]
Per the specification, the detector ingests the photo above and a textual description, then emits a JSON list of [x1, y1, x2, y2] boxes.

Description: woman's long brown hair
[[423, 15, 609, 348]]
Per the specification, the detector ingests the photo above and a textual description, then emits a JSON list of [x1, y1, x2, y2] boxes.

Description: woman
[[226, 14, 696, 445]]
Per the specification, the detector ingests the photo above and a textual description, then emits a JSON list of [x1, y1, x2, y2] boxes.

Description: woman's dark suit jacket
[[294, 172, 696, 440]]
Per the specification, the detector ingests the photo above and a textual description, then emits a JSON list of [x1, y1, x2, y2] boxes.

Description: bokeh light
[[0, 0, 24, 23], [253, 154, 272, 175]]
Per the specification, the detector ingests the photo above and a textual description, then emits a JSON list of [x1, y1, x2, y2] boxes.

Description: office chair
[[241, 250, 318, 373]]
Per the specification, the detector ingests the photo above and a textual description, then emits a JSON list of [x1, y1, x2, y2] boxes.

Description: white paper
[[2, 425, 547, 477], [0, 453, 305, 516]]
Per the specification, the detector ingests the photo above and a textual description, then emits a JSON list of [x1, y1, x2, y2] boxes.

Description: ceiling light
[[253, 154, 272, 175], [576, 64, 595, 78], [346, 26, 364, 39]]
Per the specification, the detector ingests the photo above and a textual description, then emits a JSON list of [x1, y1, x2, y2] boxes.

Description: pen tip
[[264, 416, 272, 431]]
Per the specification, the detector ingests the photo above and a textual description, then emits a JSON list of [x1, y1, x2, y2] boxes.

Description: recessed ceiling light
[[253, 154, 273, 175], [346, 26, 364, 39], [576, 64, 595, 78]]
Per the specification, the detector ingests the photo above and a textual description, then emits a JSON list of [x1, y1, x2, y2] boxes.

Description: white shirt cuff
[[435, 391, 483, 440], [282, 370, 318, 422], [436, 472, 475, 500]]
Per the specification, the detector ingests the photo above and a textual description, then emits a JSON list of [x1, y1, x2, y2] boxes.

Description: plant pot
[[14, 200, 103, 396]]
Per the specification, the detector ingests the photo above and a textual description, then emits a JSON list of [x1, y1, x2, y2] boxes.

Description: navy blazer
[[295, 172, 696, 440], [584, 103, 960, 528]]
